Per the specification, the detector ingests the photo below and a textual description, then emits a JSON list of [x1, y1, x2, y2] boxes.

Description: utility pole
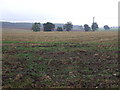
[[93, 17, 95, 23]]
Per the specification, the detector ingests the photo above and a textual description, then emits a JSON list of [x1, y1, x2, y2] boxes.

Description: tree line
[[32, 22, 110, 32]]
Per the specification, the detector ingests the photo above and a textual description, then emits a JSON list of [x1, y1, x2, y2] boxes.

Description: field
[[2, 28, 119, 88]]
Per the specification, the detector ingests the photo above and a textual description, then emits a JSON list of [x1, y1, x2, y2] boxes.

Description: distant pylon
[[93, 17, 95, 23]]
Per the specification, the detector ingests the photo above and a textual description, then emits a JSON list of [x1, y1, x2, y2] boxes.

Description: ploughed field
[[2, 29, 119, 88]]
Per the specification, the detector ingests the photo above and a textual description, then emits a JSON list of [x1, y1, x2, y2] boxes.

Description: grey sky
[[0, 0, 119, 27]]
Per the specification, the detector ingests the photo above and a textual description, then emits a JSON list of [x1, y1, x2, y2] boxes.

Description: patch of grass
[[16, 46, 58, 52], [17, 53, 31, 57], [2, 46, 11, 51], [2, 31, 119, 88], [24, 55, 49, 78], [2, 40, 68, 44]]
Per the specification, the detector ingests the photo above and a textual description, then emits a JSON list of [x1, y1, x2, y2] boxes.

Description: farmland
[[2, 28, 119, 88]]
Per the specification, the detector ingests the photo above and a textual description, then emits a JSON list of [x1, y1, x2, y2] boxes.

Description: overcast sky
[[0, 0, 119, 27]]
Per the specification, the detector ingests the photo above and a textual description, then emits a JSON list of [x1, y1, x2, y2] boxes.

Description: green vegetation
[[57, 27, 63, 31], [63, 22, 73, 31], [91, 22, 99, 31], [2, 31, 119, 88], [43, 22, 55, 31], [32, 22, 41, 32], [84, 24, 91, 31], [104, 25, 110, 30]]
